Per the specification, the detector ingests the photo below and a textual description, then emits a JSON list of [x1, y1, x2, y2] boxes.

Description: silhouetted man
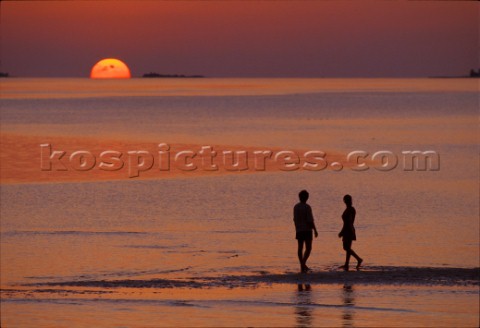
[[293, 190, 318, 273]]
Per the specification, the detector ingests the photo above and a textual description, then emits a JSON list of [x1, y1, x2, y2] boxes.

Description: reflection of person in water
[[342, 285, 355, 328], [293, 190, 318, 273], [295, 284, 313, 327], [338, 195, 363, 271]]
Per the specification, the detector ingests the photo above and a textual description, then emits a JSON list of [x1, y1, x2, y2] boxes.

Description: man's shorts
[[296, 231, 313, 241]]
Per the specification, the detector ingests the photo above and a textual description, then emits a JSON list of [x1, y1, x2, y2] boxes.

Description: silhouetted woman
[[338, 194, 363, 271]]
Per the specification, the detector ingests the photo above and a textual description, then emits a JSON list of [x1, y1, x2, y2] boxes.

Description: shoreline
[[6, 266, 479, 290]]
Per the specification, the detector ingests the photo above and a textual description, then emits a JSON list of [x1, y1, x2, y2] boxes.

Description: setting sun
[[90, 58, 131, 79]]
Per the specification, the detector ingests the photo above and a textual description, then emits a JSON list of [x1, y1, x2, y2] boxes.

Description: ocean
[[1, 78, 478, 327]]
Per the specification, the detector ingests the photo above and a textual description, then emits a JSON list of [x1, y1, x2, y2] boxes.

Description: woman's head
[[343, 194, 352, 206]]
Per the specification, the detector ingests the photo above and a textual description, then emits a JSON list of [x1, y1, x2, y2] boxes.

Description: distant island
[[143, 72, 204, 78], [430, 68, 480, 78], [468, 68, 480, 77], [0, 72, 10, 78]]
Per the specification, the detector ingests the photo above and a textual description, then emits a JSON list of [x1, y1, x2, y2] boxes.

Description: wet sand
[[1, 269, 478, 328], [13, 266, 479, 290]]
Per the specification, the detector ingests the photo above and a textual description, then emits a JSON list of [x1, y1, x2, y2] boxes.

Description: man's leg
[[303, 239, 312, 270], [297, 239, 305, 271]]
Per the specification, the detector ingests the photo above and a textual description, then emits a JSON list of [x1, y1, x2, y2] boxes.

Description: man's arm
[[309, 206, 318, 238]]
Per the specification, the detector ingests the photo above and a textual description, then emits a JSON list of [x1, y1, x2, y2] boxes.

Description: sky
[[1, 0, 478, 78]]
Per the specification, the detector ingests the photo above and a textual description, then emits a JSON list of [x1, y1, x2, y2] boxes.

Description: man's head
[[299, 190, 309, 203]]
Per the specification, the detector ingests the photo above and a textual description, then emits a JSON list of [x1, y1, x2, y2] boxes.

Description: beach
[[1, 78, 479, 327]]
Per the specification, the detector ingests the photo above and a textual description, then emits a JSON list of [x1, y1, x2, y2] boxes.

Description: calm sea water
[[1, 78, 478, 327]]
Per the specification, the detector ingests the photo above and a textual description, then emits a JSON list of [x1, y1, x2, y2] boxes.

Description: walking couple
[[293, 190, 363, 273]]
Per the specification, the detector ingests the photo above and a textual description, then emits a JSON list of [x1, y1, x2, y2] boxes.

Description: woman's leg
[[350, 249, 363, 268], [342, 239, 352, 270], [344, 250, 351, 269]]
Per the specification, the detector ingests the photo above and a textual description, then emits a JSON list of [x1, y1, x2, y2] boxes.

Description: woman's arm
[[312, 221, 318, 238]]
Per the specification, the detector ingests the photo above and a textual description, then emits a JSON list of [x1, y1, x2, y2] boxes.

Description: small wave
[[2, 230, 147, 237], [0, 295, 413, 314], [24, 267, 192, 282], [204, 299, 414, 314], [121, 244, 189, 249], [1, 288, 114, 296], [0, 297, 208, 309], [211, 230, 257, 234]]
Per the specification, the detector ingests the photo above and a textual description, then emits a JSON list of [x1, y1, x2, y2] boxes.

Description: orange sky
[[1, 1, 478, 77]]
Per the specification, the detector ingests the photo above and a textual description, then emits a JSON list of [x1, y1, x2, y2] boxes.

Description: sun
[[90, 58, 131, 79]]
